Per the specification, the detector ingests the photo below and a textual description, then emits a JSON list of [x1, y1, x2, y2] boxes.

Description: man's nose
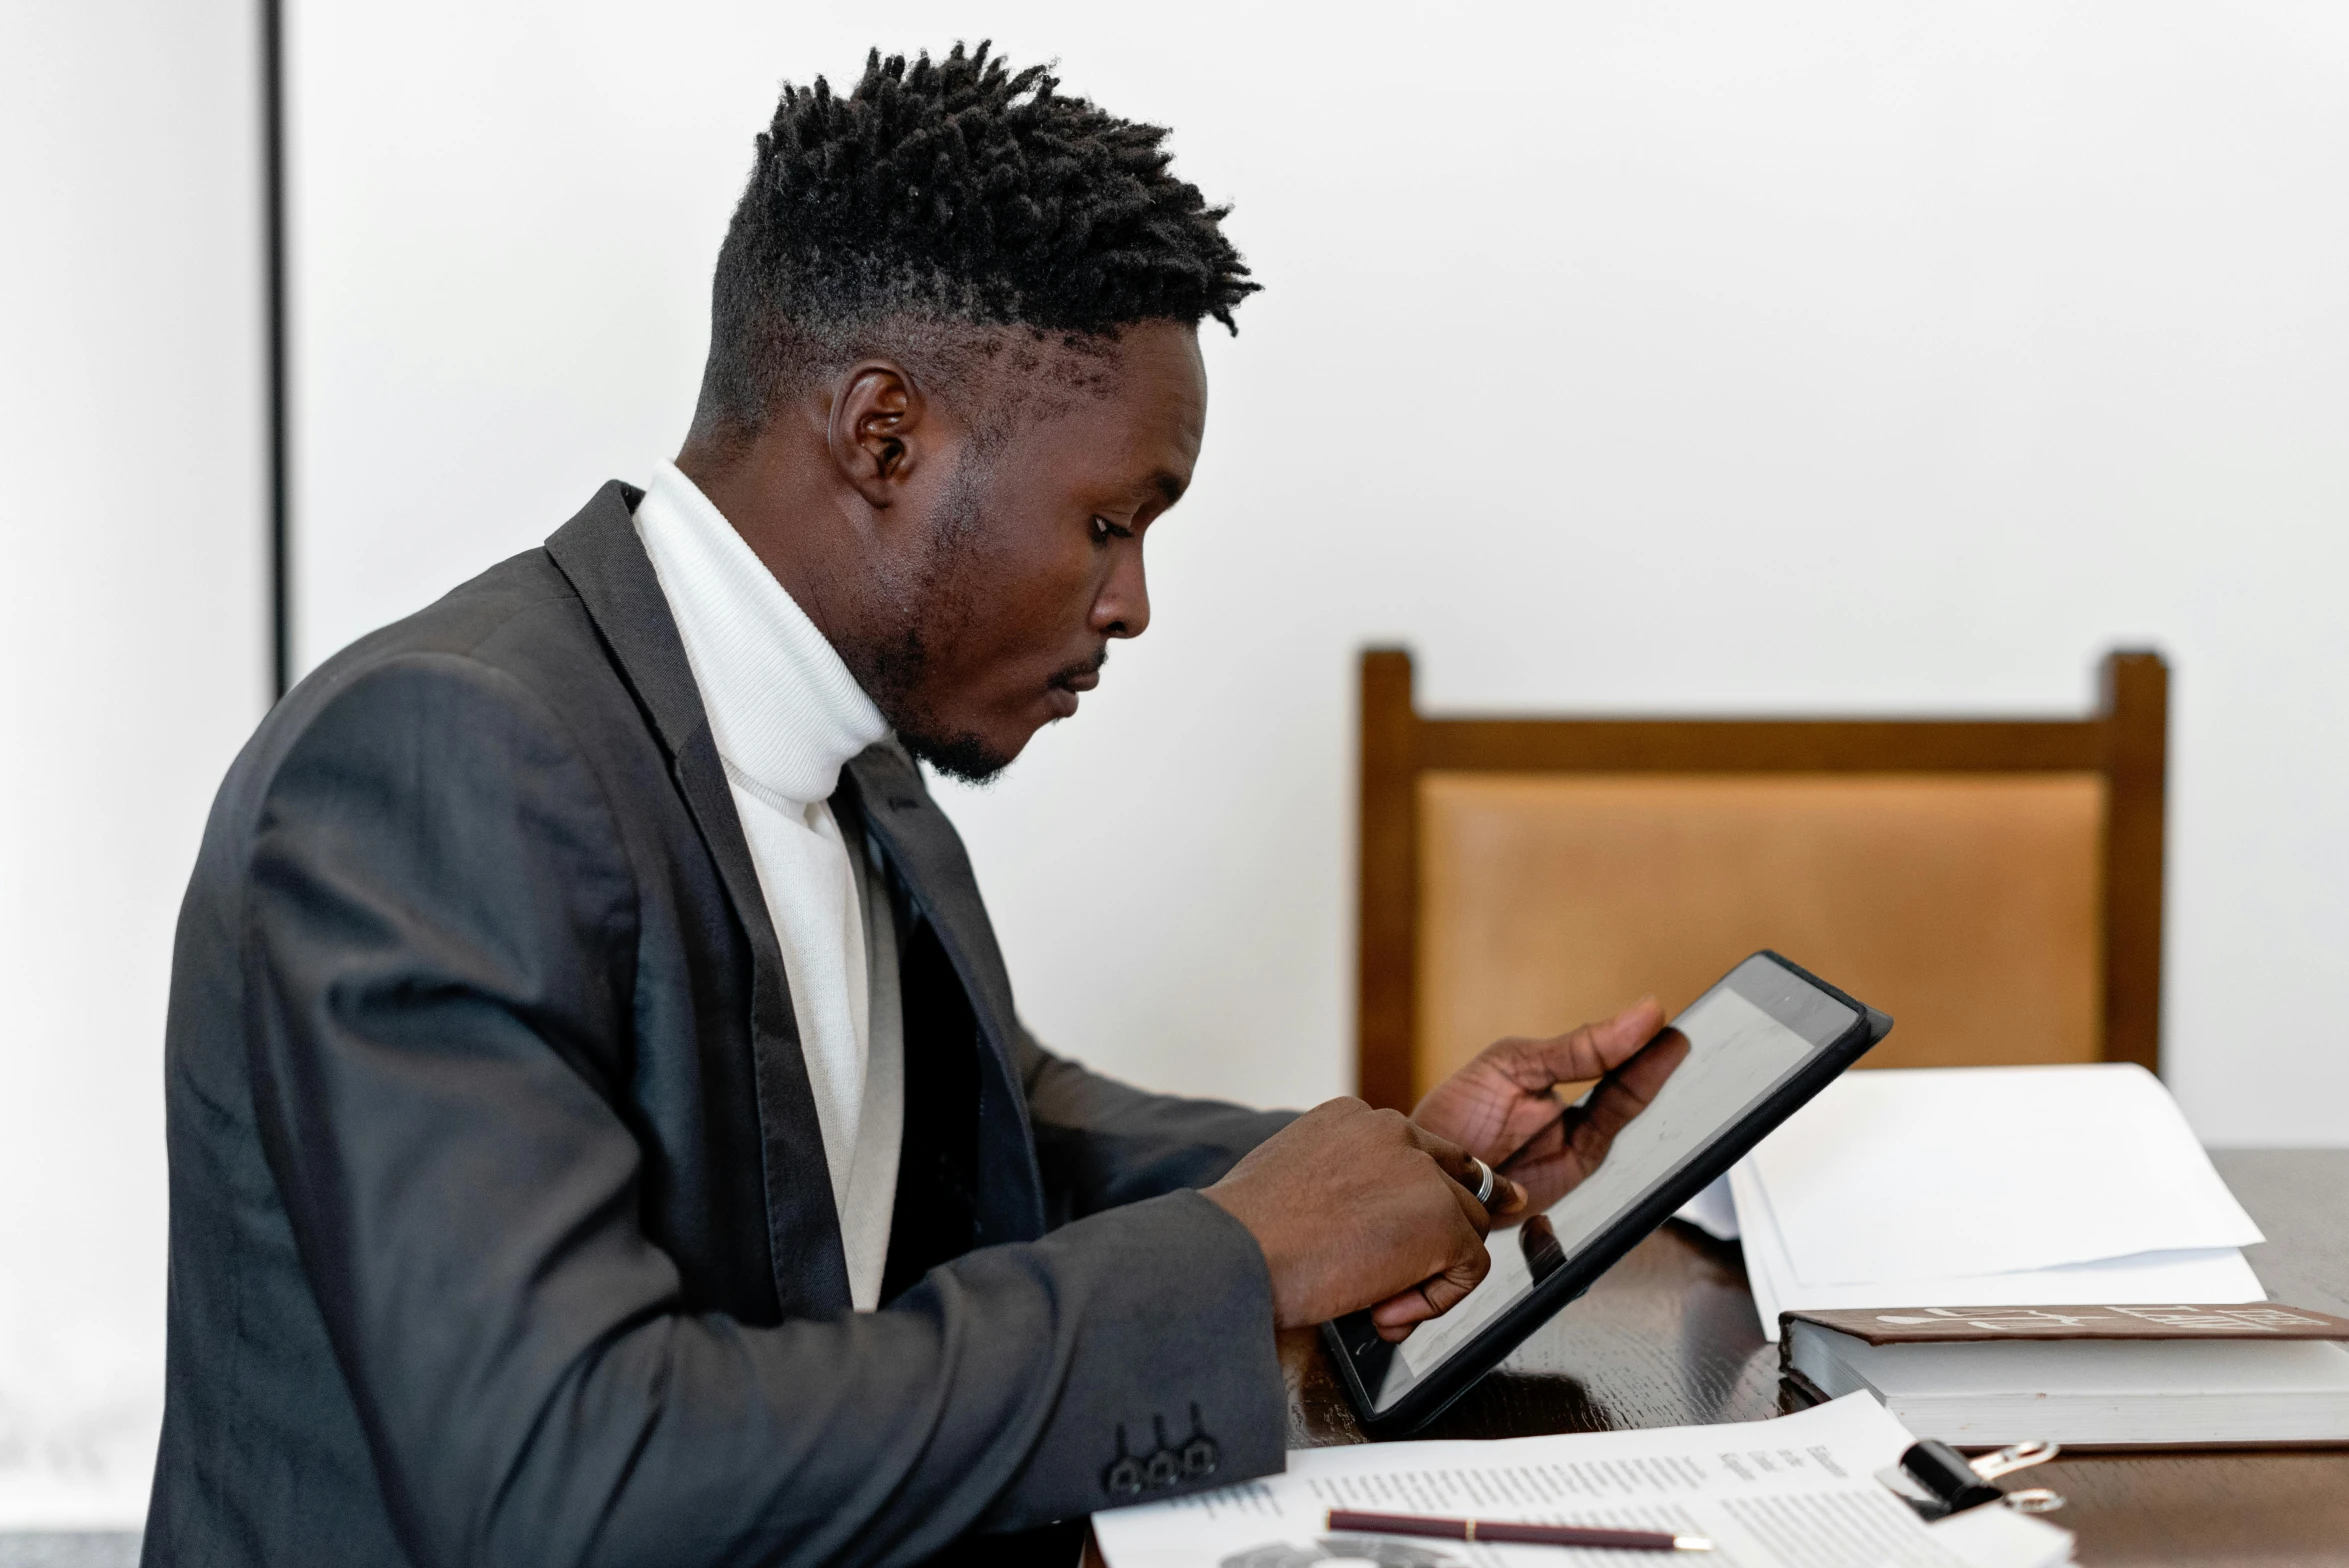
[[1091, 546, 1150, 639]]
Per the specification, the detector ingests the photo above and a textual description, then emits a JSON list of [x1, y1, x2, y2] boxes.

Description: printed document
[[1718, 1064, 2265, 1337], [1733, 1157, 2263, 1336], [1746, 1064, 2259, 1285], [1094, 1393, 2068, 1568]]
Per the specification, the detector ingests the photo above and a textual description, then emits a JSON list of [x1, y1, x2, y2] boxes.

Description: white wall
[[289, 1, 2349, 1144], [0, 0, 269, 1527]]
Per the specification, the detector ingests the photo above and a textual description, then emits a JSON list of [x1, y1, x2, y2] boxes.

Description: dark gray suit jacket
[[143, 483, 1295, 1567]]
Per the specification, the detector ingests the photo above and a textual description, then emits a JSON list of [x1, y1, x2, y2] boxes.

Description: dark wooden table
[[1269, 1149, 2349, 1568]]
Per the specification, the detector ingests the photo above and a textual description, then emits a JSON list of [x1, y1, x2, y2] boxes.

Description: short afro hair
[[694, 42, 1258, 444]]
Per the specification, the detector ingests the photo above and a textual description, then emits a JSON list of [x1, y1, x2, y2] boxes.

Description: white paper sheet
[[1928, 1502, 2077, 1568], [1674, 1172, 1740, 1240], [1730, 1160, 2265, 1341], [1095, 1394, 2044, 1568], [1745, 1065, 2261, 1286]]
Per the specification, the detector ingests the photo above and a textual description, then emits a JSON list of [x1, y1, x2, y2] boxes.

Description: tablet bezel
[[1321, 949, 1893, 1436]]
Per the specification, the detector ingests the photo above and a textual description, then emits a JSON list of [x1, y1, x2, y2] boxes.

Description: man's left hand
[[1410, 996, 1667, 1213]]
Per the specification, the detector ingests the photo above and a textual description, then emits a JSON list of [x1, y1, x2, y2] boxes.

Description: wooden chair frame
[[1356, 649, 2169, 1110]]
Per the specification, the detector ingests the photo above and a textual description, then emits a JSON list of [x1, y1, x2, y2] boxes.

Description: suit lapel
[[844, 745, 1046, 1243], [544, 482, 852, 1315]]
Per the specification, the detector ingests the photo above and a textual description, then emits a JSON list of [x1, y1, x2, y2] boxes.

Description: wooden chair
[[1357, 649, 2168, 1111]]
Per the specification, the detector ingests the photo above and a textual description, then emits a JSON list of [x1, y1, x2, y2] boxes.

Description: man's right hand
[[1202, 1098, 1526, 1342]]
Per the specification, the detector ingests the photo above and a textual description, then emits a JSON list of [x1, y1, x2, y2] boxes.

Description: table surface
[[1264, 1148, 2349, 1568]]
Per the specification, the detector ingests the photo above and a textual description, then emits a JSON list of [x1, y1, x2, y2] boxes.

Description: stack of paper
[[1680, 1064, 2265, 1339], [1095, 1393, 2076, 1568]]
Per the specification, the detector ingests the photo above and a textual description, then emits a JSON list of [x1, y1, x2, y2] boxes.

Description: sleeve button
[[1182, 1438, 1220, 1479], [1103, 1456, 1146, 1497], [1144, 1448, 1181, 1488]]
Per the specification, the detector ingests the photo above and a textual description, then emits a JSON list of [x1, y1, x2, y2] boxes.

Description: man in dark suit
[[145, 44, 1662, 1567]]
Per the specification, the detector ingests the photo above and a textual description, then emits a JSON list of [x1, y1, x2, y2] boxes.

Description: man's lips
[[1044, 661, 1103, 719]]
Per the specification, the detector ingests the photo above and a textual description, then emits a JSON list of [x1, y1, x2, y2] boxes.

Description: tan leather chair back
[[1358, 652, 2167, 1109]]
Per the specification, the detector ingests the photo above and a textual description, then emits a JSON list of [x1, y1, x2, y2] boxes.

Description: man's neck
[[675, 435, 870, 661]]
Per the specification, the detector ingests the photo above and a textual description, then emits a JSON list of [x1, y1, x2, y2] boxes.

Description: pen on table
[[1325, 1509, 1714, 1552]]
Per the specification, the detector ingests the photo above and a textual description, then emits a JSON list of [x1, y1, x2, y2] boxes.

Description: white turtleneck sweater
[[632, 460, 903, 1310]]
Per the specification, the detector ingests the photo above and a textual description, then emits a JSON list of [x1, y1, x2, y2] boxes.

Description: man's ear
[[826, 360, 926, 509]]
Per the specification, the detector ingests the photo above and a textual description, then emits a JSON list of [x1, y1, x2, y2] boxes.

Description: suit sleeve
[[1018, 1030, 1299, 1223], [240, 653, 1284, 1568]]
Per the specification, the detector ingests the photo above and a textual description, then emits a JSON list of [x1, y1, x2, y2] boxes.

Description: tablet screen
[[1351, 954, 1858, 1415]]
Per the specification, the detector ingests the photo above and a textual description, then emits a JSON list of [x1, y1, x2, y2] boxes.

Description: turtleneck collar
[[631, 460, 887, 808]]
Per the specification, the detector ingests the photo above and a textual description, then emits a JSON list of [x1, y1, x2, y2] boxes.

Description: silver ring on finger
[[1468, 1155, 1496, 1206]]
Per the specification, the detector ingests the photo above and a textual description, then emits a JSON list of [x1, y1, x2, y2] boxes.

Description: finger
[[1494, 996, 1667, 1088], [1494, 1101, 1606, 1210], [1449, 1152, 1530, 1220], [1495, 1145, 1579, 1212], [1419, 1239, 1495, 1317], [1443, 1161, 1522, 1234], [1404, 1121, 1480, 1190], [1368, 1239, 1494, 1337], [1498, 1026, 1693, 1205], [1370, 1284, 1436, 1339], [1407, 1124, 1527, 1218], [1489, 1172, 1530, 1217], [1370, 1288, 1432, 1341], [1563, 1027, 1691, 1170]]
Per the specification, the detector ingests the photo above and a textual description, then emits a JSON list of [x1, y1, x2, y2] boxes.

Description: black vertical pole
[[261, 0, 292, 697]]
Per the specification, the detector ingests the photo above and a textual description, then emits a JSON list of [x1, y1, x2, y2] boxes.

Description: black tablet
[[1324, 950, 1892, 1435]]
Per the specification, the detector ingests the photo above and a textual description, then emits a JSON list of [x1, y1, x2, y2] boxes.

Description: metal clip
[[1967, 1441, 2064, 1512], [1969, 1440, 2060, 1482], [1889, 1439, 2067, 1521]]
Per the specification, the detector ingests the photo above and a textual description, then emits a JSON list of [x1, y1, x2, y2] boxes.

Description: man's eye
[[1091, 516, 1134, 543]]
